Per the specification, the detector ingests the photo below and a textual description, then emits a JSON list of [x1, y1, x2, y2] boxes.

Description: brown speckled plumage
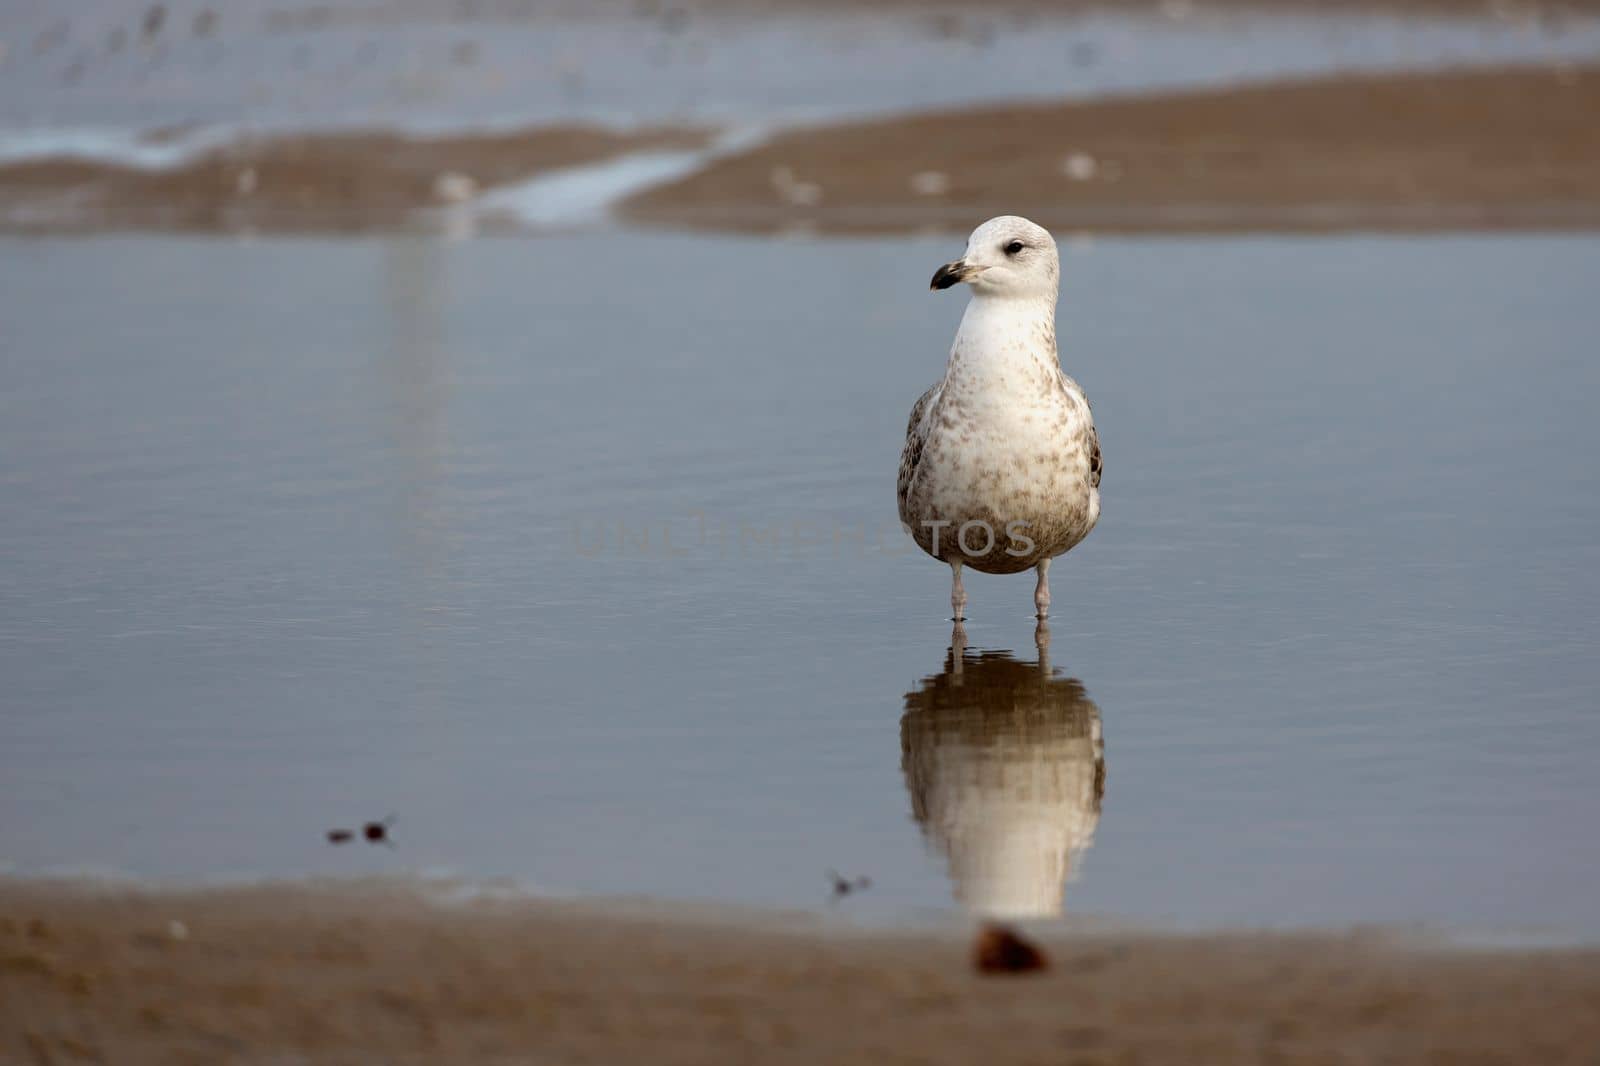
[[898, 217, 1101, 593]]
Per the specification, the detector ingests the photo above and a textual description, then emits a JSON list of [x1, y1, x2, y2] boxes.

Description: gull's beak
[[930, 259, 979, 291]]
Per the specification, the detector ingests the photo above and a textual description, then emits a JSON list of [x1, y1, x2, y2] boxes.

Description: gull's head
[[930, 215, 1059, 301]]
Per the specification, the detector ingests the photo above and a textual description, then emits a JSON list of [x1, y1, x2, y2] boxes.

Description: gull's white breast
[[899, 297, 1101, 575]]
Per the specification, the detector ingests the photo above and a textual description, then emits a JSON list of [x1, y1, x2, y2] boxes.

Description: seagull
[[897, 216, 1101, 620]]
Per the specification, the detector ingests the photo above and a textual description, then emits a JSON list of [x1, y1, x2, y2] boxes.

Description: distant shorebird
[[897, 216, 1102, 620]]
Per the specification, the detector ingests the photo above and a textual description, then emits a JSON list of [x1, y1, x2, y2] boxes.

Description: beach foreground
[[4, 881, 1599, 1065]]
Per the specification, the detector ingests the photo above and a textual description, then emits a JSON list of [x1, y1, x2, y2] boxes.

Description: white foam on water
[[0, 126, 250, 169], [474, 127, 769, 230], [475, 150, 713, 229]]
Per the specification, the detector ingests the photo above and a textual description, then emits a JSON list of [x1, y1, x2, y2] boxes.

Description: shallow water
[[2, 229, 1598, 938]]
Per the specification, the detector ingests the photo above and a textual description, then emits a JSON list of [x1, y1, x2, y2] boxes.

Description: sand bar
[[0, 125, 709, 233], [4, 65, 1599, 235], [622, 64, 1600, 234]]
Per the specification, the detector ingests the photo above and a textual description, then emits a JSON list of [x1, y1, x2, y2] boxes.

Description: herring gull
[[897, 216, 1101, 620]]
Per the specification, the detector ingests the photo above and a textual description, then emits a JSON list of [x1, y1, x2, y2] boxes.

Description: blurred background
[[2, 1, 1599, 938], [2, 0, 1598, 231]]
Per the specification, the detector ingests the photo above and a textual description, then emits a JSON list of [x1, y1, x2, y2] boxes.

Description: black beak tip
[[930, 262, 964, 291]]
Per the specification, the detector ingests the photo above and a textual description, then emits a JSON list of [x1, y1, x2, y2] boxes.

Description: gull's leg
[[949, 560, 967, 622], [1034, 558, 1051, 620]]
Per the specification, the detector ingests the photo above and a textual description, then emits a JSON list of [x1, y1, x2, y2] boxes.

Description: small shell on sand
[[769, 166, 823, 207], [433, 171, 479, 203], [1061, 152, 1098, 181], [973, 923, 1049, 975]]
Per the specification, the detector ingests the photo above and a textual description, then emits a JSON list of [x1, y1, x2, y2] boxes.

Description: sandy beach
[[623, 64, 1600, 234], [4, 880, 1600, 1064]]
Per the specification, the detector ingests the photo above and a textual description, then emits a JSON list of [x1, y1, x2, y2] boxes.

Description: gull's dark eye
[[1004, 240, 1025, 256]]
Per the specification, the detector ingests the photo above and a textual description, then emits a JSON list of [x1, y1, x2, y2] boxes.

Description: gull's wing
[[897, 382, 941, 523], [1057, 369, 1102, 490], [1088, 422, 1102, 489]]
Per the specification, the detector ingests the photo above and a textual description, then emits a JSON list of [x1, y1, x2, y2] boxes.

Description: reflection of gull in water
[[901, 623, 1104, 919]]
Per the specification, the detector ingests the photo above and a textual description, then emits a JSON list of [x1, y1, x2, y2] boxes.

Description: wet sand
[[4, 880, 1600, 1065], [0, 125, 708, 232], [623, 64, 1600, 234]]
